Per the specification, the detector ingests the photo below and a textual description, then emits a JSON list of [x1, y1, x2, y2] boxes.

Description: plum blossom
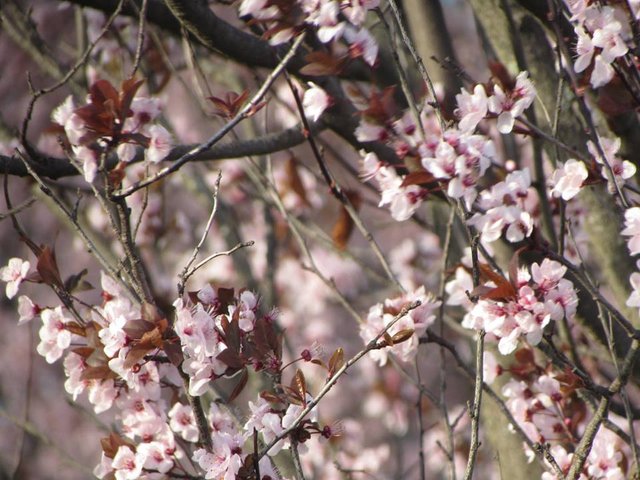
[[461, 259, 578, 355], [587, 136, 636, 193], [622, 207, 640, 255], [569, 5, 629, 88], [455, 84, 488, 132], [375, 166, 426, 221], [488, 71, 536, 134], [467, 168, 536, 243], [168, 403, 199, 442], [302, 83, 332, 122], [193, 432, 244, 480], [17, 295, 38, 324], [359, 151, 383, 181], [549, 159, 588, 200], [1, 257, 30, 299], [421, 129, 495, 208], [360, 286, 440, 365], [36, 306, 73, 363], [344, 27, 378, 66], [111, 446, 144, 480], [146, 124, 172, 163]]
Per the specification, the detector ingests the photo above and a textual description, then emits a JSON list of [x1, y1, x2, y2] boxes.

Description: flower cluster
[[587, 136, 636, 193], [421, 128, 495, 208], [495, 350, 627, 479], [455, 71, 536, 134], [456, 259, 578, 355], [566, 1, 632, 88], [52, 78, 172, 182], [239, 0, 379, 66], [467, 168, 536, 243], [359, 286, 440, 366]]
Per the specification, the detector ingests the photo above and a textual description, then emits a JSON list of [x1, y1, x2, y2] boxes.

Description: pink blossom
[[622, 207, 640, 255], [36, 306, 72, 363], [72, 145, 99, 183], [588, 136, 636, 192], [1, 257, 30, 299], [355, 119, 388, 142], [488, 71, 536, 134], [137, 441, 174, 474], [302, 83, 331, 122], [359, 151, 382, 181], [193, 432, 244, 480], [146, 124, 172, 163], [344, 27, 378, 66], [574, 26, 594, 73], [455, 84, 488, 132], [17, 295, 38, 324], [549, 159, 588, 200], [169, 403, 199, 442], [374, 166, 425, 221], [111, 446, 143, 480], [360, 287, 440, 365]]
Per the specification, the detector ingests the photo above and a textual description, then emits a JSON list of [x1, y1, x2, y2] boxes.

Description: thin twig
[[463, 329, 485, 480], [258, 301, 423, 459], [0, 196, 36, 220], [113, 33, 306, 199], [421, 329, 565, 476], [384, 0, 445, 130], [178, 171, 222, 295], [131, 0, 149, 76]]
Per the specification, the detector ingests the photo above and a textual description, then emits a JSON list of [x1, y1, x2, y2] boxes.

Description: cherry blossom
[[460, 259, 577, 355], [455, 84, 488, 132], [360, 286, 440, 365], [549, 159, 588, 200], [168, 402, 199, 442], [467, 168, 536, 243], [622, 207, 640, 255], [36, 306, 73, 363], [17, 295, 38, 324], [145, 124, 172, 163], [487, 71, 536, 134], [587, 136, 636, 193], [0, 257, 30, 299], [111, 446, 144, 480], [302, 83, 332, 122]]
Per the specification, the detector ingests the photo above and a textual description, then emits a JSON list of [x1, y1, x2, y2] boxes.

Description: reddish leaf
[[284, 156, 309, 207], [162, 338, 184, 366], [300, 51, 346, 76], [123, 319, 156, 339], [81, 365, 115, 381], [208, 90, 249, 119], [138, 327, 163, 349], [489, 61, 515, 91], [65, 321, 86, 337], [227, 368, 249, 402], [514, 348, 534, 365], [123, 345, 152, 370], [36, 246, 63, 289], [475, 263, 517, 301], [401, 171, 436, 187], [119, 77, 144, 121], [101, 433, 134, 458], [332, 191, 360, 250], [360, 86, 398, 123], [71, 346, 95, 358], [64, 268, 92, 293], [217, 348, 244, 370]]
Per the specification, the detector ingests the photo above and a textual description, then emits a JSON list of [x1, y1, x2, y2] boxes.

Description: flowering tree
[[1, 0, 640, 479]]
